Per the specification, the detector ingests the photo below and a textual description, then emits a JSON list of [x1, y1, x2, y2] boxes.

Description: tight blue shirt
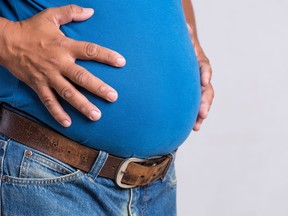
[[0, 0, 201, 158]]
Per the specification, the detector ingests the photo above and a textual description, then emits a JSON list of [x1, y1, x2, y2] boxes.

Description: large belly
[[6, 0, 201, 157]]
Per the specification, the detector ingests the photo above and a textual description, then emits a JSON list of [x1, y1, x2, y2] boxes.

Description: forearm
[[182, 0, 199, 42], [0, 17, 12, 65]]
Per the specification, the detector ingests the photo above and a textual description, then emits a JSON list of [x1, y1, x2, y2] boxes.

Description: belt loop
[[161, 150, 176, 182], [87, 150, 109, 181]]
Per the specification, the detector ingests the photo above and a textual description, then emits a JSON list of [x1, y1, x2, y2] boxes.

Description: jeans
[[0, 133, 177, 216]]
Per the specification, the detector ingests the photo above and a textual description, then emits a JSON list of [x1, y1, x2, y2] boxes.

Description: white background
[[176, 0, 288, 215]]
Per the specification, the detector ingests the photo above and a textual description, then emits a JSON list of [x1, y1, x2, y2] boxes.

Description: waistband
[[0, 105, 174, 188]]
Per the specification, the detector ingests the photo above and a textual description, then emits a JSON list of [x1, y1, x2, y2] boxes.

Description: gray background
[[176, 0, 288, 215]]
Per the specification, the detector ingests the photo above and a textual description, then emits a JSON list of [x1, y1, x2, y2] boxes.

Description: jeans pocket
[[2, 140, 83, 185], [1, 139, 87, 216], [19, 149, 76, 179]]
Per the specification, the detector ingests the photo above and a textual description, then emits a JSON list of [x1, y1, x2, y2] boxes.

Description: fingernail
[[62, 119, 71, 127], [107, 91, 118, 102], [116, 58, 126, 67], [83, 8, 94, 14], [90, 110, 101, 120]]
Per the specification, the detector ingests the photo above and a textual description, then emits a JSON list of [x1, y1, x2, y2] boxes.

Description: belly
[[4, 0, 201, 158]]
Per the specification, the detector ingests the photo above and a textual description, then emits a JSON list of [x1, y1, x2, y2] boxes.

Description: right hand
[[0, 4, 126, 127]]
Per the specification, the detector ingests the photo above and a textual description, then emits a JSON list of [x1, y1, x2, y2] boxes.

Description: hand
[[0, 5, 126, 127], [187, 24, 214, 131]]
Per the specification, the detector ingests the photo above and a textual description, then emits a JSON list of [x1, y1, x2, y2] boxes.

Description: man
[[0, 0, 214, 215]]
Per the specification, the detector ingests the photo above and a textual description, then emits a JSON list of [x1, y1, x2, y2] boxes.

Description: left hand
[[187, 24, 214, 131]]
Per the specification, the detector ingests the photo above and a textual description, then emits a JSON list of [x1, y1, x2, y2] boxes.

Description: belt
[[0, 106, 173, 188]]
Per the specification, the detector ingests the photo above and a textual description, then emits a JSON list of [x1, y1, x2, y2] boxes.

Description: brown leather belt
[[0, 106, 173, 188]]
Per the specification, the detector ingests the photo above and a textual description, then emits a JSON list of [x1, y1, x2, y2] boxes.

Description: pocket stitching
[[23, 151, 74, 175], [19, 155, 29, 178], [3, 170, 83, 186]]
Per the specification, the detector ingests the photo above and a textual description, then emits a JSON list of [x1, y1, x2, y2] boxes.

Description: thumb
[[46, 4, 94, 26]]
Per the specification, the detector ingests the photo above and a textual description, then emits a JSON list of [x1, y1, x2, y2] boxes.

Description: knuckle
[[47, 57, 60, 66], [60, 87, 75, 99], [85, 43, 100, 58], [68, 4, 82, 13], [74, 69, 89, 86], [28, 74, 46, 88], [199, 59, 210, 67], [206, 57, 210, 63], [106, 51, 115, 63], [28, 74, 40, 84], [211, 90, 215, 100], [96, 84, 108, 95], [41, 95, 55, 109], [53, 37, 69, 48], [30, 82, 41, 93]]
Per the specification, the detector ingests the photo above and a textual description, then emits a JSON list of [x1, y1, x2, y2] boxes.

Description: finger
[[198, 100, 209, 120], [52, 76, 102, 121], [44, 4, 94, 26], [69, 40, 126, 67], [199, 60, 212, 87], [193, 117, 203, 131], [64, 63, 118, 102], [37, 86, 72, 127], [198, 84, 214, 119]]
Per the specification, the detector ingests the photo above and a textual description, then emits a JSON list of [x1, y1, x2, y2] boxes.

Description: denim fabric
[[0, 133, 177, 216]]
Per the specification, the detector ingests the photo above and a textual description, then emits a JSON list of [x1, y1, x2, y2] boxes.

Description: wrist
[[187, 23, 199, 42], [193, 40, 209, 63]]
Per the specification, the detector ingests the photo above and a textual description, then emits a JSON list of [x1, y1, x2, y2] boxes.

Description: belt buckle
[[115, 157, 146, 189]]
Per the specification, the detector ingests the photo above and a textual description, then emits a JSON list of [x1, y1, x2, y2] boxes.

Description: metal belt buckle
[[115, 157, 146, 189]]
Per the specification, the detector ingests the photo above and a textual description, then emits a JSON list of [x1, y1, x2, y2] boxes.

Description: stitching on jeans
[[170, 179, 177, 188], [0, 137, 10, 144], [23, 156, 30, 178], [19, 151, 73, 178], [27, 152, 73, 175], [19, 151, 28, 178], [3, 170, 83, 186]]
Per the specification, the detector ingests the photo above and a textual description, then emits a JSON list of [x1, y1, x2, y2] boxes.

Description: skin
[[0, 3, 214, 130], [0, 5, 125, 127], [183, 0, 214, 131]]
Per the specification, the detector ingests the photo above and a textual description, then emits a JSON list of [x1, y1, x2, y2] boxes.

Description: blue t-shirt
[[0, 0, 201, 158]]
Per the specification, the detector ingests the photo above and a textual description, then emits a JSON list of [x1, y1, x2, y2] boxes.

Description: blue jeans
[[0, 133, 177, 216]]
